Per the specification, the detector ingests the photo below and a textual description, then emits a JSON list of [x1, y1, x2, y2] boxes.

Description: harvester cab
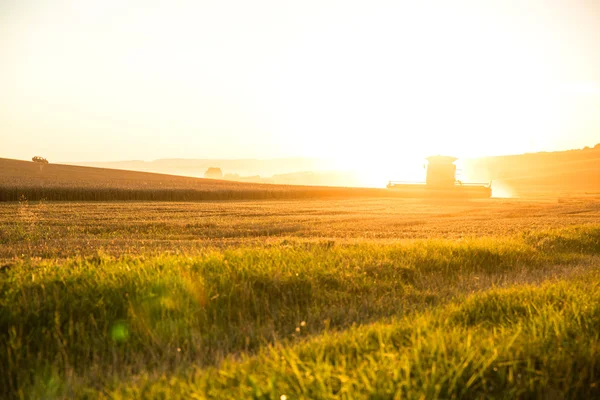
[[387, 156, 492, 198], [425, 156, 458, 188]]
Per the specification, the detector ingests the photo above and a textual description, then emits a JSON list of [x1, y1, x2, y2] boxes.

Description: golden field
[[2, 158, 600, 398]]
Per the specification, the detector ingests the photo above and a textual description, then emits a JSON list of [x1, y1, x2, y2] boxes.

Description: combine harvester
[[387, 156, 492, 198]]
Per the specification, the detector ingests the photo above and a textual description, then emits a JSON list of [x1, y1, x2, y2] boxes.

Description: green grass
[[107, 276, 600, 399], [2, 224, 600, 398]]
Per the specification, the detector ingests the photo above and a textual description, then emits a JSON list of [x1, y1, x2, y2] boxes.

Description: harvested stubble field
[[2, 192, 600, 398]]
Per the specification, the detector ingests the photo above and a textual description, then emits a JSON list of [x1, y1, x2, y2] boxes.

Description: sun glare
[[2, 1, 599, 164]]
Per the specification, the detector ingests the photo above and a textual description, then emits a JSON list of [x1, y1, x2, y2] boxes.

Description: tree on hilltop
[[32, 156, 49, 164]]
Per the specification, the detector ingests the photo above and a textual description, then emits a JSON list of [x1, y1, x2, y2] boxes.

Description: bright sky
[[1, 0, 599, 180]]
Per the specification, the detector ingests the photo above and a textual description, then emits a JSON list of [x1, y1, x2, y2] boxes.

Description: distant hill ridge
[[63, 157, 333, 179]]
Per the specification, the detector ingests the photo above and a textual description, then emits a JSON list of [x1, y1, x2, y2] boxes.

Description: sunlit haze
[[2, 0, 599, 185]]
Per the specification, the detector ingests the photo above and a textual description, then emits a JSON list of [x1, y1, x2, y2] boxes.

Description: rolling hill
[[464, 146, 600, 195], [0, 158, 392, 201]]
